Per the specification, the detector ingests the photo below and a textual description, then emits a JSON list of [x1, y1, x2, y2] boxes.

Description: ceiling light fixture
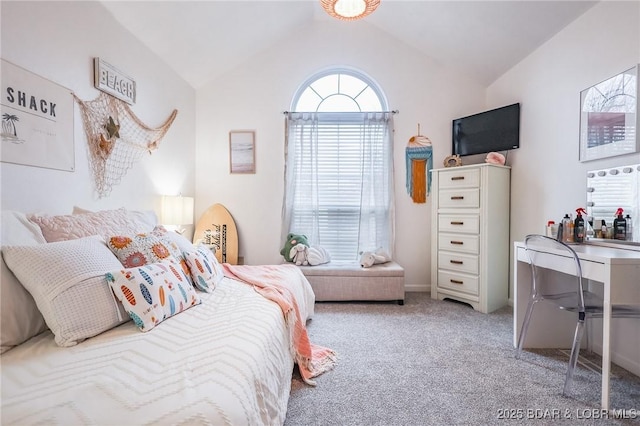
[[320, 0, 380, 21]]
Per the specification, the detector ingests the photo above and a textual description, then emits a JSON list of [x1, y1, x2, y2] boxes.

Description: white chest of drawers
[[430, 163, 510, 313]]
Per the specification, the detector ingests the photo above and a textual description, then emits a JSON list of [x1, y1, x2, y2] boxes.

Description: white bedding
[[1, 276, 315, 425]]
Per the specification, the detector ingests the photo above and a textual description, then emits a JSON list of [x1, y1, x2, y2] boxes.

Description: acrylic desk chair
[[515, 234, 640, 395]]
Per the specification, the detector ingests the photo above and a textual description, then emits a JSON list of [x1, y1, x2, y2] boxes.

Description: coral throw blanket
[[223, 263, 336, 385]]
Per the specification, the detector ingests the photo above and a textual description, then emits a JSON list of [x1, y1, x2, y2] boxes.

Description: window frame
[[285, 68, 393, 263], [291, 67, 389, 113]]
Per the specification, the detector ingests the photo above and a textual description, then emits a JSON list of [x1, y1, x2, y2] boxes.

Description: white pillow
[[2, 235, 129, 347], [183, 245, 224, 292], [1, 210, 49, 353], [28, 208, 150, 243], [73, 206, 157, 233], [106, 261, 201, 332]]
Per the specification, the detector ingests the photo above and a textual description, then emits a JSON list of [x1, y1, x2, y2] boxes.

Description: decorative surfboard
[[193, 203, 239, 265]]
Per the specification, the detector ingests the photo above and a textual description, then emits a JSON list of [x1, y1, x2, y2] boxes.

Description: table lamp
[[160, 194, 194, 234]]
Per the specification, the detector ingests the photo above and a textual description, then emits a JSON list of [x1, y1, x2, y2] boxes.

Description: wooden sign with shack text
[[1, 59, 74, 171]]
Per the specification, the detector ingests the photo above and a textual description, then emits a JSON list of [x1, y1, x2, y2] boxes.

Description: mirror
[[586, 163, 640, 244]]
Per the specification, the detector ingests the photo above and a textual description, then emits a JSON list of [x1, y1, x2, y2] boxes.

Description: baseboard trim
[[406, 284, 429, 293], [590, 343, 640, 377]]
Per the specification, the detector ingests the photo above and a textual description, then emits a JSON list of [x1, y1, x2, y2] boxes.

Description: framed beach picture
[[229, 130, 255, 174], [579, 65, 639, 162], [1, 59, 75, 171]]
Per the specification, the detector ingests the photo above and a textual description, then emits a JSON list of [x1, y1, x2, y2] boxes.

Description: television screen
[[452, 103, 520, 157]]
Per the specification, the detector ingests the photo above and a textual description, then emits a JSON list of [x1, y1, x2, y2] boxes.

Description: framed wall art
[[579, 64, 639, 162], [1, 59, 75, 171], [229, 130, 255, 174]]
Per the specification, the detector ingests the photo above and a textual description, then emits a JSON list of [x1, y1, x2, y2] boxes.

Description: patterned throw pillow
[[150, 225, 194, 254], [107, 231, 180, 268], [106, 261, 201, 332], [149, 225, 194, 279], [108, 226, 195, 285], [183, 245, 225, 293]]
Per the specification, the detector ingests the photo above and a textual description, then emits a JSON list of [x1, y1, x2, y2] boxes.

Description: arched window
[[292, 68, 387, 112], [283, 68, 394, 263]]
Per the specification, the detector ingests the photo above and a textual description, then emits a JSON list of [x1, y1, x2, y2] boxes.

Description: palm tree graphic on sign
[[2, 113, 18, 135], [1, 113, 22, 143]]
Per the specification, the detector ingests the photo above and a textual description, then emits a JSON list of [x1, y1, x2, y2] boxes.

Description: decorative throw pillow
[[73, 206, 157, 233], [107, 231, 180, 268], [150, 225, 195, 282], [150, 225, 194, 253], [2, 235, 129, 347], [183, 245, 225, 293], [29, 208, 149, 243], [106, 261, 201, 332], [1, 210, 49, 353]]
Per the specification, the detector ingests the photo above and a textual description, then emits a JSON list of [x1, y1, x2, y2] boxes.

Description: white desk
[[513, 241, 640, 410]]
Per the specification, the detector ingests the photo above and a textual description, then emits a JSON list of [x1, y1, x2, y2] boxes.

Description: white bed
[[0, 208, 320, 426], [1, 275, 315, 425]]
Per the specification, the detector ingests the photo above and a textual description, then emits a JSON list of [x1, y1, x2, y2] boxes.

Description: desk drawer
[[438, 252, 479, 274], [438, 233, 479, 254], [439, 188, 480, 208], [438, 270, 479, 295], [438, 215, 480, 234], [438, 168, 480, 189]]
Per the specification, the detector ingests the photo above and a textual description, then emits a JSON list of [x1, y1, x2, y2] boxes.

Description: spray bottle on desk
[[574, 208, 586, 243], [625, 214, 633, 241], [613, 208, 627, 240], [561, 214, 573, 243]]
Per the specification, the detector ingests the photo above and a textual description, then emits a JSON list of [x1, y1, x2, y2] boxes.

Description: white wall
[[196, 18, 486, 288], [9, 1, 634, 301], [488, 0, 640, 296], [488, 1, 640, 375], [1, 1, 195, 223]]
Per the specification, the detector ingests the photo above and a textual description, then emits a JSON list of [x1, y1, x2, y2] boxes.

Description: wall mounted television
[[452, 103, 521, 157]]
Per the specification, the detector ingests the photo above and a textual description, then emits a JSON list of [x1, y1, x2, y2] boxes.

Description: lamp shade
[[160, 195, 194, 226], [320, 0, 380, 21]]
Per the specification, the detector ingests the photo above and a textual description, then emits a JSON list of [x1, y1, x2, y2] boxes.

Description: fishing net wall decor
[[74, 92, 178, 198]]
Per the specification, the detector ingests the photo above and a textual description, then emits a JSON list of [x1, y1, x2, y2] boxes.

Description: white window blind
[[284, 112, 393, 262]]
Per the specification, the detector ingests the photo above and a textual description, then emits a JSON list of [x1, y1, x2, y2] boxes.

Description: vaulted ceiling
[[102, 1, 597, 89]]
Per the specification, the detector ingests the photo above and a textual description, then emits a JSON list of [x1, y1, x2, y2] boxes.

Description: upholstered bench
[[298, 262, 405, 304]]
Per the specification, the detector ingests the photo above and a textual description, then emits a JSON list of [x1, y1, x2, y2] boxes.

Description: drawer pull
[[450, 240, 464, 245], [451, 196, 464, 200], [450, 260, 463, 265], [451, 221, 464, 225], [451, 176, 465, 181], [450, 279, 464, 285]]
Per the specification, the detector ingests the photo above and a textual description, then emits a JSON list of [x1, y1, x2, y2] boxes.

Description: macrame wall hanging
[[405, 124, 433, 204], [74, 92, 178, 198]]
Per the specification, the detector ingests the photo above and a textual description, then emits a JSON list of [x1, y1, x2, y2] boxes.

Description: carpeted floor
[[284, 292, 640, 426]]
